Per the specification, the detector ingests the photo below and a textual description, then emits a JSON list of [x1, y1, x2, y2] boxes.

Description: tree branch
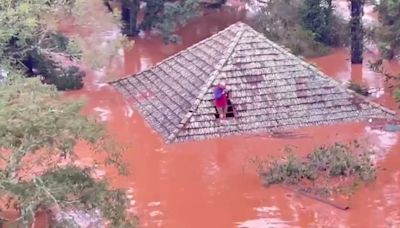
[[34, 177, 61, 212]]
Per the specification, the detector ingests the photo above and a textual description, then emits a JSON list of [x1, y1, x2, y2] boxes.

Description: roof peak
[[166, 24, 247, 142], [110, 21, 250, 84], [111, 22, 395, 143]]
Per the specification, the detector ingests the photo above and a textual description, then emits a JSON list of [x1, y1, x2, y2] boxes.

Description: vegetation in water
[[365, 0, 400, 103], [349, 0, 364, 63], [0, 74, 135, 227], [156, 0, 201, 43], [25, 51, 85, 91], [348, 81, 370, 96], [117, 0, 200, 43], [394, 88, 400, 103], [369, 59, 400, 105], [249, 0, 348, 57], [0, 0, 127, 90], [374, 0, 400, 59], [252, 142, 376, 197], [300, 0, 338, 46]]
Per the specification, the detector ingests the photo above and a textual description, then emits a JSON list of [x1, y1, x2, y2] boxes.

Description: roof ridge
[[110, 22, 396, 144], [107, 22, 244, 85], [166, 23, 247, 143], [249, 31, 396, 116]]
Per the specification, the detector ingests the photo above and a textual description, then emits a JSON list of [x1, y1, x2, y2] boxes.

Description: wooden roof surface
[[110, 22, 395, 143]]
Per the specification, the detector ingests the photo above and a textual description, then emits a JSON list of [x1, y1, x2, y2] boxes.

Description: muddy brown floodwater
[[63, 2, 400, 228]]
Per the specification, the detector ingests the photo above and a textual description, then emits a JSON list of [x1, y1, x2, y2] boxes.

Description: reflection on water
[[364, 126, 398, 161]]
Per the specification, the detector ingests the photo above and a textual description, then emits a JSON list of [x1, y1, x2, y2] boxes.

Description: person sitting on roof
[[214, 81, 228, 119]]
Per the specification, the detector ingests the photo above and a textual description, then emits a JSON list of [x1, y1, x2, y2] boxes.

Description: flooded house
[[110, 22, 395, 143]]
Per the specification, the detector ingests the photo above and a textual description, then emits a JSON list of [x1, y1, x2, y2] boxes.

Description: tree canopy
[[0, 74, 135, 227], [0, 0, 127, 90], [118, 0, 200, 43], [375, 0, 400, 59], [249, 0, 347, 57], [0, 1, 136, 226]]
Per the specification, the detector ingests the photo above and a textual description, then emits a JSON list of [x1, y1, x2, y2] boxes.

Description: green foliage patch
[[253, 142, 376, 197], [249, 0, 348, 58], [348, 81, 370, 96], [0, 75, 134, 227]]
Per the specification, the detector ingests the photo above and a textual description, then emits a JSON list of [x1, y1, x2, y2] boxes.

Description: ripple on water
[[364, 126, 398, 161], [126, 186, 137, 215], [385, 210, 400, 227], [236, 218, 297, 228], [147, 201, 161, 207], [383, 171, 400, 206], [254, 206, 280, 216], [144, 201, 164, 227], [155, 147, 168, 154], [93, 107, 112, 121], [124, 104, 134, 118], [236, 206, 296, 228]]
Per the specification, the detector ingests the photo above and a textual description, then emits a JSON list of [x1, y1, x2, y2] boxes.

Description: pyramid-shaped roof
[[110, 22, 395, 143]]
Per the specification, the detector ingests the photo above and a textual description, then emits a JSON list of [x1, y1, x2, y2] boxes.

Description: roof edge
[[247, 28, 397, 117]]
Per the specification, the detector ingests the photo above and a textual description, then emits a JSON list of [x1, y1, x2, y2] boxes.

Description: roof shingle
[[110, 22, 395, 143]]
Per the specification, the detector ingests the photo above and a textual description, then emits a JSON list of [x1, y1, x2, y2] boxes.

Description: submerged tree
[[156, 0, 200, 43], [121, 0, 140, 36], [140, 0, 165, 31], [375, 0, 400, 59], [119, 0, 200, 42], [0, 74, 135, 227], [0, 0, 126, 90], [368, 0, 400, 102], [250, 0, 347, 57], [301, 0, 336, 45], [349, 0, 364, 64]]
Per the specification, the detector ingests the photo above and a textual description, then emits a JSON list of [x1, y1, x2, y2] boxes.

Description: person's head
[[216, 81, 226, 88]]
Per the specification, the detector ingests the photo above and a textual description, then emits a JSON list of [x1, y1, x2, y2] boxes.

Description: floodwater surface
[[64, 1, 400, 227]]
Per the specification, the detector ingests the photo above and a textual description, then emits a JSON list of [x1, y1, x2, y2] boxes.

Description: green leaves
[[258, 142, 376, 197], [1, 77, 86, 155], [0, 0, 127, 76], [0, 1, 135, 226], [157, 0, 200, 43], [0, 75, 133, 227], [249, 0, 346, 57], [300, 0, 338, 46], [0, 0, 46, 61], [375, 0, 400, 59], [135, 0, 200, 43]]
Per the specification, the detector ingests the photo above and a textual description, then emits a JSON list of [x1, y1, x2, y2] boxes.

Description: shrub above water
[[262, 149, 317, 186], [47, 66, 85, 91], [257, 142, 376, 196], [348, 81, 370, 96], [26, 51, 85, 91], [308, 143, 376, 181]]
